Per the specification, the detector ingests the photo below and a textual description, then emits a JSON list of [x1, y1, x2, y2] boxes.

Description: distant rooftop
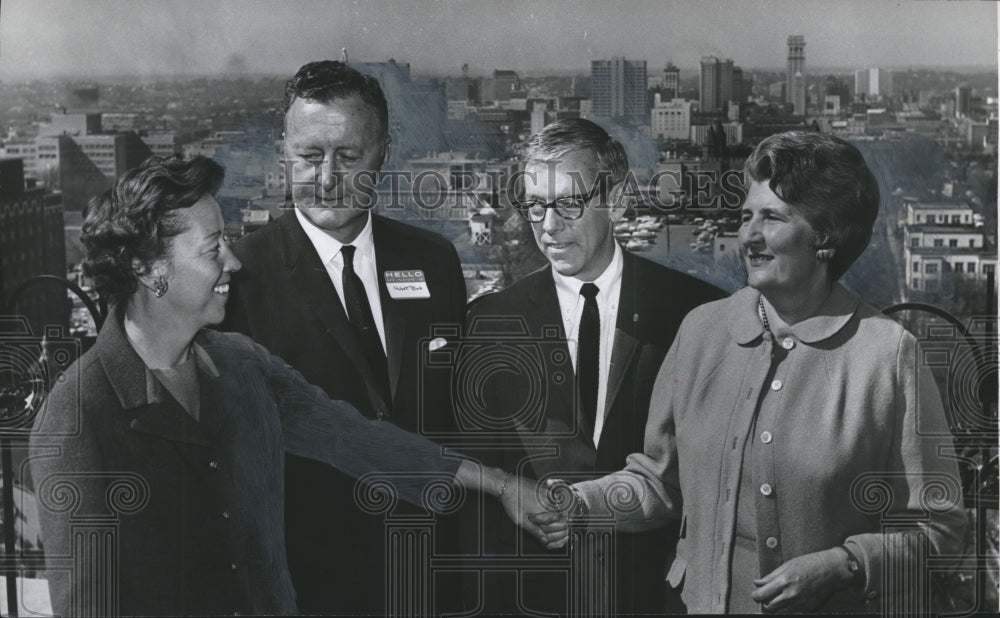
[[908, 246, 994, 256], [907, 224, 981, 232], [905, 200, 972, 210]]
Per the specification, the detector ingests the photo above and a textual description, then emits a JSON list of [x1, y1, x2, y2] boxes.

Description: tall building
[[854, 68, 894, 98], [663, 62, 680, 99], [590, 57, 648, 123], [699, 56, 735, 114], [786, 36, 806, 115], [0, 158, 68, 335], [955, 86, 972, 118]]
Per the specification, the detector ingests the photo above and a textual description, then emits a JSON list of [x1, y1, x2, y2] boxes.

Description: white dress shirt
[[551, 243, 623, 447], [294, 208, 387, 352]]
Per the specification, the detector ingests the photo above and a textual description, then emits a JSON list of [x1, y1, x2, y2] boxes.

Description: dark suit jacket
[[28, 310, 460, 617], [462, 250, 725, 615], [223, 212, 467, 614]]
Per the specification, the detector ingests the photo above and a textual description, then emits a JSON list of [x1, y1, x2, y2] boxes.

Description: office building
[[0, 158, 68, 334], [663, 63, 680, 99], [854, 68, 894, 98], [902, 198, 996, 296], [955, 86, 972, 118], [35, 132, 151, 211], [650, 94, 692, 140], [591, 57, 648, 123], [700, 56, 734, 114], [786, 36, 806, 115]]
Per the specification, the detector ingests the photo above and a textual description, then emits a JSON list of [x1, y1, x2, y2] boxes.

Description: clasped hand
[[499, 477, 574, 549]]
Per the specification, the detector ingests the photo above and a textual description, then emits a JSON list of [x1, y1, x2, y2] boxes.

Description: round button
[[761, 431, 773, 444], [760, 483, 773, 496], [222, 511, 231, 519], [230, 562, 239, 572], [781, 337, 795, 350], [209, 460, 219, 470], [770, 379, 783, 391], [765, 536, 778, 549]]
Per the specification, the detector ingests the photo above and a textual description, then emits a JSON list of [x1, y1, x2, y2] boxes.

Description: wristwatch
[[840, 545, 864, 585], [569, 486, 589, 520]]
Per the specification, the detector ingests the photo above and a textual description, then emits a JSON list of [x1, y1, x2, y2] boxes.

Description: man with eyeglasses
[[460, 118, 724, 615]]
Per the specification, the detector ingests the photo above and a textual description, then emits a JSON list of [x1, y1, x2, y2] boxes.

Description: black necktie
[[578, 282, 600, 439], [341, 245, 390, 400]]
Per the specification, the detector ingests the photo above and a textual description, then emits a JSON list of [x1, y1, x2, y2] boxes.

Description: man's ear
[[607, 181, 629, 224], [380, 135, 392, 169]]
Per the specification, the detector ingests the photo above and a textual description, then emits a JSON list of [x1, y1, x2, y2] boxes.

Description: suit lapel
[[605, 253, 641, 416], [280, 214, 389, 409], [372, 216, 406, 402]]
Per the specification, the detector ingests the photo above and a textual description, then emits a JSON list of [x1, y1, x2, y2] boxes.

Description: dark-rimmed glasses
[[513, 181, 604, 223]]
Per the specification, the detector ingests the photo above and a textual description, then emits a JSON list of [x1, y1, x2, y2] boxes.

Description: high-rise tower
[[786, 35, 806, 115]]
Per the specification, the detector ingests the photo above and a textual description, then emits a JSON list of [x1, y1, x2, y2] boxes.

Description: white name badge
[[384, 270, 431, 299]]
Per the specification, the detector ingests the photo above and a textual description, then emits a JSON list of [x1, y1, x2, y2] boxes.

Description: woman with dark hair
[[540, 131, 967, 613], [29, 155, 546, 617]]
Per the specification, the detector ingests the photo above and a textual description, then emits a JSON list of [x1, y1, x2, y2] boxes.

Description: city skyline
[[0, 0, 996, 80]]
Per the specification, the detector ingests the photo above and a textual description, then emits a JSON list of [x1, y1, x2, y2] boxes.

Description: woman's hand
[[750, 547, 857, 613]]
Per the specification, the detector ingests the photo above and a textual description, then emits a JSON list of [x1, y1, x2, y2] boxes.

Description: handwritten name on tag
[[385, 270, 431, 299]]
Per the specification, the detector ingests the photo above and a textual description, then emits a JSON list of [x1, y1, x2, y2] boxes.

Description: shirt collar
[[294, 207, 375, 264], [727, 282, 860, 345], [551, 242, 624, 299]]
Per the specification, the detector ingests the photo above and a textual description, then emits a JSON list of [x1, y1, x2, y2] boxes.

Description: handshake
[[495, 474, 585, 550]]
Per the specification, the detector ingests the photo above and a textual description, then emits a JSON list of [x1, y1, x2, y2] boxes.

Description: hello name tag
[[384, 270, 431, 299]]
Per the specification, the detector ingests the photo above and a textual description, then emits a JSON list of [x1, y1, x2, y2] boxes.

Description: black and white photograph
[[0, 1, 997, 615]]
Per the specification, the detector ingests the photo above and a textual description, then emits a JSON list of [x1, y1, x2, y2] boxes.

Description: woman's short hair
[[282, 60, 389, 136], [744, 131, 880, 281], [81, 155, 225, 305], [524, 118, 630, 186]]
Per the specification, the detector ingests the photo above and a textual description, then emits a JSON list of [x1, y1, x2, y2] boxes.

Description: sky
[[0, 0, 996, 79]]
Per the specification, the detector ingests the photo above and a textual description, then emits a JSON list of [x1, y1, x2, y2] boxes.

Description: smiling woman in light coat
[[540, 131, 967, 613]]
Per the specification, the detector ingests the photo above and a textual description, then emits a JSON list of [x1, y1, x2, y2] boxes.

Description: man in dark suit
[[223, 60, 467, 615], [461, 118, 724, 615]]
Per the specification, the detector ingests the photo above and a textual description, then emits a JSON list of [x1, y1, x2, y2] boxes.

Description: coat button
[[765, 536, 778, 549], [222, 511, 231, 519], [761, 431, 773, 444], [760, 483, 773, 496], [781, 337, 795, 350], [231, 562, 239, 572], [770, 379, 783, 391], [376, 409, 385, 420], [209, 460, 219, 470]]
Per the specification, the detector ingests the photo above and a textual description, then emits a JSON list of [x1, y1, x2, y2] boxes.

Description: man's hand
[[498, 474, 560, 545], [750, 547, 857, 613]]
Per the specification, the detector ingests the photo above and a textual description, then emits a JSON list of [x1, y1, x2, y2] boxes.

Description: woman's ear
[[133, 258, 166, 291]]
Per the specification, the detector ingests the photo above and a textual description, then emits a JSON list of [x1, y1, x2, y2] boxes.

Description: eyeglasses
[[513, 182, 604, 223]]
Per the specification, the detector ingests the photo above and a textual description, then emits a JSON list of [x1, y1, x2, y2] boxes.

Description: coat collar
[[96, 306, 220, 410], [727, 283, 860, 345]]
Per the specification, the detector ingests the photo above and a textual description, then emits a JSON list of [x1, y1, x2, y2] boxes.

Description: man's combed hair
[[283, 60, 389, 133], [81, 155, 225, 305], [744, 131, 881, 281], [524, 118, 630, 185]]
